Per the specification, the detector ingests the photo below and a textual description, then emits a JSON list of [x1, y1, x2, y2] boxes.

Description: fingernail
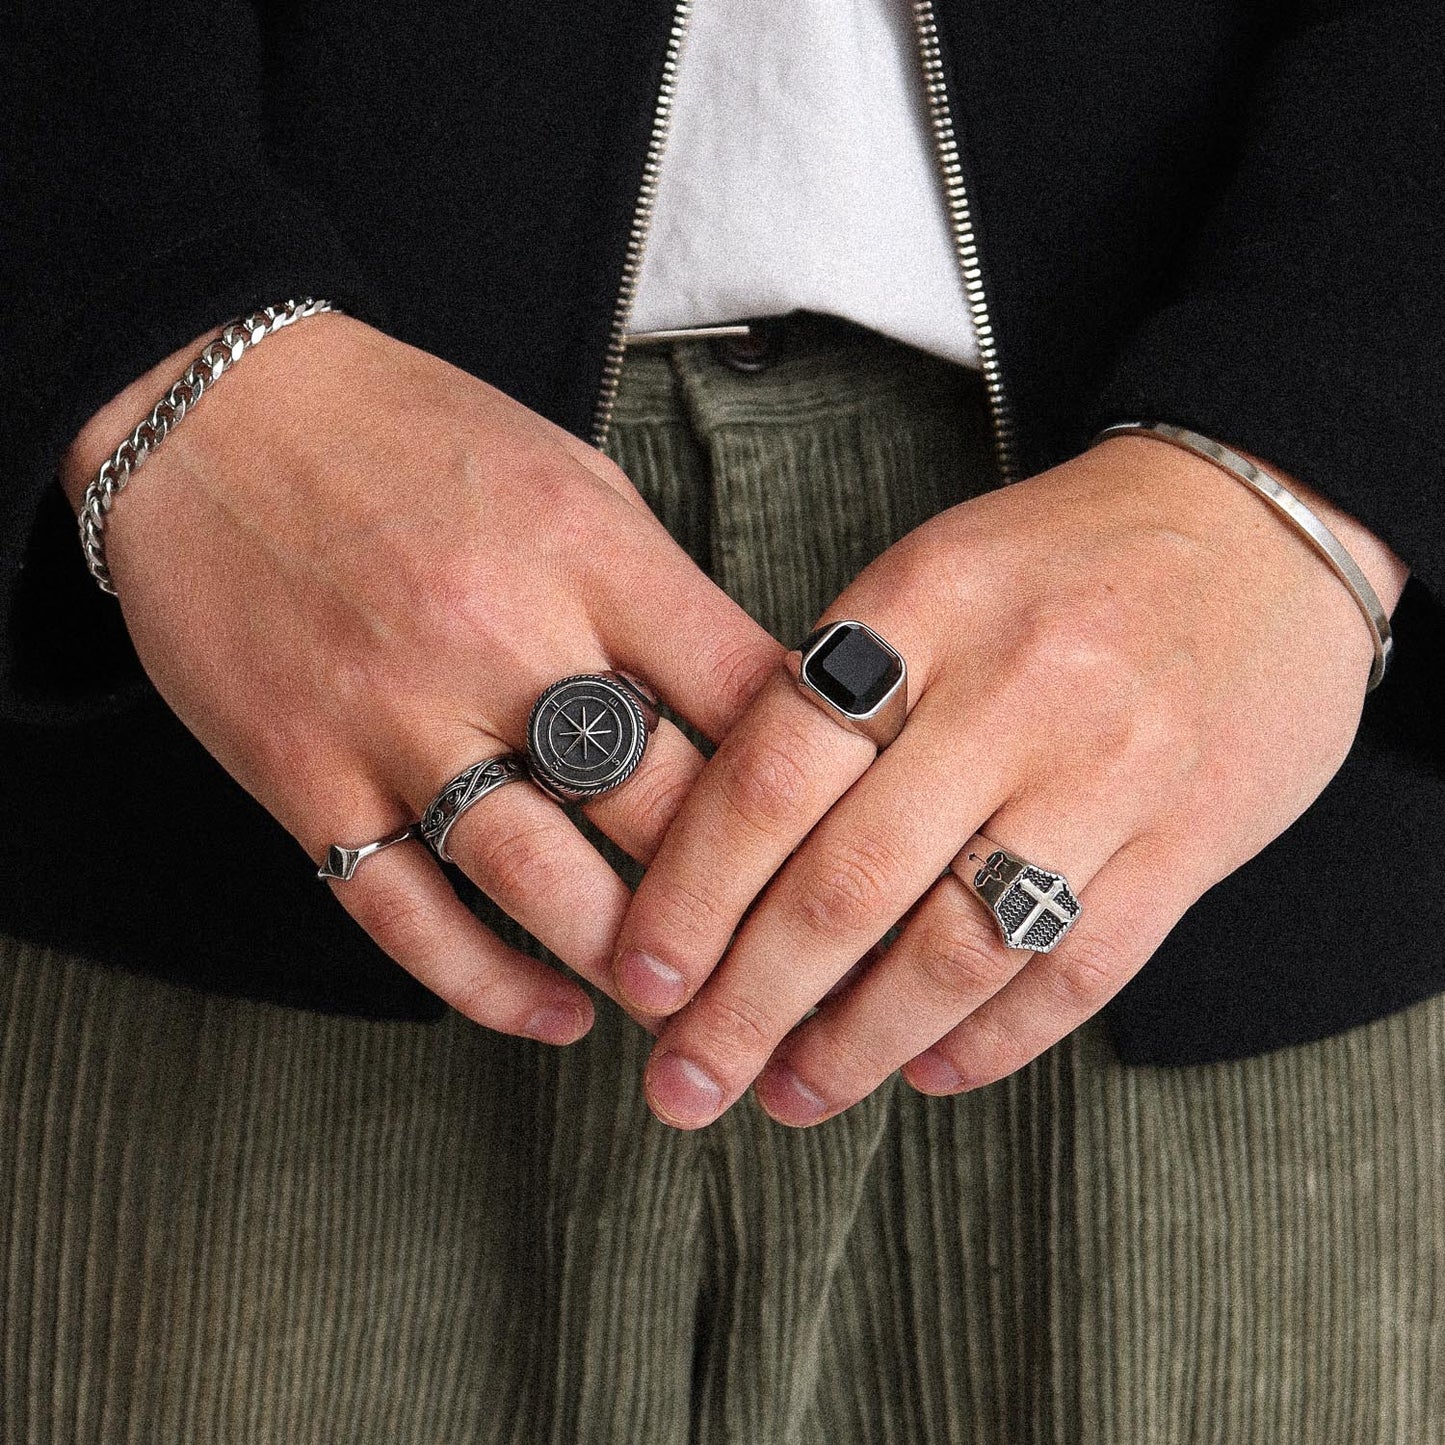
[[616, 949, 688, 1013], [523, 1002, 588, 1045], [646, 1050, 723, 1127], [908, 1048, 964, 1094], [755, 1060, 830, 1126]]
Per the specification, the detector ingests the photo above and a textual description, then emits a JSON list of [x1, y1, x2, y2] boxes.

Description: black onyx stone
[[804, 625, 901, 715]]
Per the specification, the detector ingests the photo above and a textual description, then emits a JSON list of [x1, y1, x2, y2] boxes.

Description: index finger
[[598, 534, 785, 745], [610, 663, 877, 1015]]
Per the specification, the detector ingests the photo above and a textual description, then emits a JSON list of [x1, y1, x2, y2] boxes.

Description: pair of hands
[[62, 313, 1407, 1130]]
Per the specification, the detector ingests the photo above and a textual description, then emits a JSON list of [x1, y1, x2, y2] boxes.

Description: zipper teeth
[[593, 0, 1016, 476], [911, 0, 1019, 483], [589, 0, 694, 449]]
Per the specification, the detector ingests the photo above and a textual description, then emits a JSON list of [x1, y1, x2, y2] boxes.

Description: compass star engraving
[[527, 674, 654, 801], [556, 704, 618, 762]]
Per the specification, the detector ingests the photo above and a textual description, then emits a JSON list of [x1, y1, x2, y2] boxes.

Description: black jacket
[[2, 1, 1442, 1065]]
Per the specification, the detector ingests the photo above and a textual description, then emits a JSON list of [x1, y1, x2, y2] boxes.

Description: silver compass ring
[[420, 753, 531, 863], [950, 833, 1082, 953], [525, 672, 660, 804]]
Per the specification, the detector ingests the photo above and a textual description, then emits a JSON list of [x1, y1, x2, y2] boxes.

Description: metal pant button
[[713, 328, 771, 373]]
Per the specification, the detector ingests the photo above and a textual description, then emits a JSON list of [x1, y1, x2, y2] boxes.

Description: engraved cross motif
[[999, 861, 1080, 953], [971, 850, 1010, 890], [1010, 869, 1076, 944], [968, 848, 1079, 952]]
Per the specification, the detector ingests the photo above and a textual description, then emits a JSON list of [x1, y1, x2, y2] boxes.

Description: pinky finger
[[903, 839, 1203, 1094], [332, 840, 595, 1046]]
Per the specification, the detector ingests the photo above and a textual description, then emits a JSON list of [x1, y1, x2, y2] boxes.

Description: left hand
[[609, 433, 1409, 1128]]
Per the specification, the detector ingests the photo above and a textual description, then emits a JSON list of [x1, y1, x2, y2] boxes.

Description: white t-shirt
[[628, 0, 980, 369]]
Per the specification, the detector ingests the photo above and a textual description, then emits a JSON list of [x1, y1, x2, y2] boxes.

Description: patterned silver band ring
[[420, 753, 531, 863], [317, 822, 424, 882], [950, 833, 1082, 953]]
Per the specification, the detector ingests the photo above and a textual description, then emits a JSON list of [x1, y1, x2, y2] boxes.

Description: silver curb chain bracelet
[[77, 297, 337, 596]]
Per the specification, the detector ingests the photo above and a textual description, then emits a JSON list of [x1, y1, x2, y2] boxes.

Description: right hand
[[60, 312, 784, 1044]]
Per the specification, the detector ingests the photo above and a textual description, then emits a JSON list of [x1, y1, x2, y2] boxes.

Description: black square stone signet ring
[[788, 619, 907, 750]]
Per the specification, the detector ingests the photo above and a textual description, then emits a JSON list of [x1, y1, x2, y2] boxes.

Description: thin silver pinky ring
[[419, 752, 531, 863], [317, 822, 425, 882], [950, 833, 1082, 953]]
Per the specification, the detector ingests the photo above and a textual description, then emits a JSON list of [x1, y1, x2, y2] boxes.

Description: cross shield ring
[[525, 672, 660, 804], [951, 834, 1081, 952]]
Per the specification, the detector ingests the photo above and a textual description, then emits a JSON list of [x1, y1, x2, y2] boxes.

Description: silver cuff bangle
[[1095, 421, 1393, 691]]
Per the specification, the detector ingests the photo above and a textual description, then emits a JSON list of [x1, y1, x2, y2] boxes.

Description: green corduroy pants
[[3, 316, 1442, 1443]]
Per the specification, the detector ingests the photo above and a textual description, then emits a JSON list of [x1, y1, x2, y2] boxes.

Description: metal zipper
[[588, 0, 695, 450], [910, 0, 1019, 482], [589, 0, 1018, 482]]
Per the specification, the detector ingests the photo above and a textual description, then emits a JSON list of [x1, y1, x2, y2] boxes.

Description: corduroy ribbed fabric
[[2, 320, 1441, 1442]]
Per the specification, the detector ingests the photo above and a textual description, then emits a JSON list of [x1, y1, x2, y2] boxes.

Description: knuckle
[[952, 1011, 1032, 1089], [637, 871, 735, 957], [599, 757, 694, 841], [525, 461, 608, 556], [805, 1017, 895, 1089], [1007, 594, 1211, 784], [444, 966, 516, 1030], [1044, 931, 1121, 1012], [708, 637, 785, 720], [914, 918, 1014, 1003], [410, 555, 504, 652], [500, 439, 575, 507], [423, 456, 601, 627], [464, 817, 567, 903], [716, 733, 815, 835], [793, 835, 903, 941], [687, 989, 780, 1065], [873, 530, 948, 606], [1090, 684, 1198, 788], [1017, 595, 1146, 703], [1092, 699, 1171, 774], [355, 879, 440, 959], [1126, 688, 1202, 778]]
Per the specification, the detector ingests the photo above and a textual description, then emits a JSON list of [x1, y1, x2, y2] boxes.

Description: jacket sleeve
[[1088, 0, 1445, 611], [0, 4, 392, 726]]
